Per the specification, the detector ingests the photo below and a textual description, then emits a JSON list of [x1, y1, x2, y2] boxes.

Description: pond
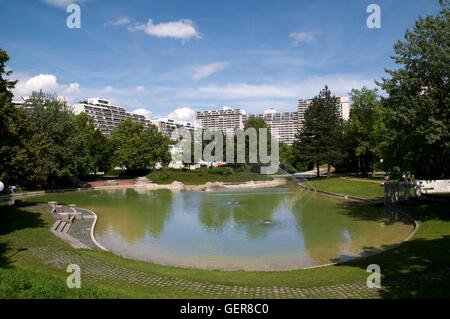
[[24, 186, 414, 270]]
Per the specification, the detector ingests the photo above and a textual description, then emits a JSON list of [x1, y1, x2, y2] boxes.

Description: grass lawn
[[304, 177, 385, 200], [1, 180, 450, 298], [147, 168, 273, 185]]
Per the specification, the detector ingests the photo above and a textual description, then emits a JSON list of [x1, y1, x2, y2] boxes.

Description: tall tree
[[75, 113, 112, 174], [26, 91, 93, 187], [378, 1, 450, 179], [294, 86, 344, 177], [344, 87, 386, 174], [0, 49, 48, 188]]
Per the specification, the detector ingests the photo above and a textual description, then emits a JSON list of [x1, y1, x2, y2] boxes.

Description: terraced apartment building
[[70, 98, 152, 135]]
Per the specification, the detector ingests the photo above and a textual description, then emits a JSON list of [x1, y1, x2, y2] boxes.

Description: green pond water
[[23, 186, 414, 270]]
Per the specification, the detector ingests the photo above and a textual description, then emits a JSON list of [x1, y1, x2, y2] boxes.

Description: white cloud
[[43, 0, 88, 9], [197, 83, 295, 99], [132, 108, 152, 119], [130, 18, 200, 41], [14, 74, 80, 98], [63, 82, 81, 94], [110, 17, 130, 26], [175, 74, 376, 103], [192, 62, 229, 80], [289, 32, 315, 46], [135, 86, 146, 92], [168, 107, 196, 122]]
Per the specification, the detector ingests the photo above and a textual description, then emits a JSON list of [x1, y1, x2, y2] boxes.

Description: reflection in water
[[24, 186, 414, 270], [198, 189, 284, 239]]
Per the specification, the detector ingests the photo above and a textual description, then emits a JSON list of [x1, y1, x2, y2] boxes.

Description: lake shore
[[133, 177, 287, 191]]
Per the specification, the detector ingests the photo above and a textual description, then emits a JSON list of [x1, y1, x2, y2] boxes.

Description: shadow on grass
[[0, 201, 46, 236], [332, 197, 450, 299], [0, 242, 12, 268], [0, 201, 46, 269]]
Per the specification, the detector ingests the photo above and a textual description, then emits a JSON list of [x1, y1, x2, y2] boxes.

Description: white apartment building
[[255, 108, 299, 145], [152, 118, 194, 139], [195, 107, 247, 136], [70, 98, 152, 135], [12, 95, 68, 110]]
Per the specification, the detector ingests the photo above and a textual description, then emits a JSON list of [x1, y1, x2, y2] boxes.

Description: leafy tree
[[0, 49, 49, 189], [110, 118, 170, 174], [278, 144, 300, 173], [378, 1, 450, 179], [75, 113, 112, 174], [242, 116, 273, 173], [26, 91, 93, 187], [294, 86, 344, 177], [343, 87, 386, 174]]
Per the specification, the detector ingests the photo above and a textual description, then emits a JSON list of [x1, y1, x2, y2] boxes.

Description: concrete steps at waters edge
[[50, 220, 90, 249], [51, 220, 71, 234]]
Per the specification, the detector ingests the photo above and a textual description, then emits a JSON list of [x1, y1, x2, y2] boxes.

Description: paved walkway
[[26, 245, 450, 299], [67, 208, 98, 250]]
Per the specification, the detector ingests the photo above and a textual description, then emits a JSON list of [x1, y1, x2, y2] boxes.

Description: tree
[[294, 86, 344, 177], [26, 91, 93, 187], [110, 118, 170, 174], [242, 116, 273, 173], [75, 113, 112, 174], [0, 49, 49, 188], [378, 1, 450, 179], [343, 87, 386, 174]]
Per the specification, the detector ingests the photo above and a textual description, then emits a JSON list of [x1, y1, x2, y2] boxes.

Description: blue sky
[[0, 0, 442, 121]]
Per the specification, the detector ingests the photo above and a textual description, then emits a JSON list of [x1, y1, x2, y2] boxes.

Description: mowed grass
[[147, 168, 273, 185], [305, 177, 384, 200], [1, 183, 450, 298]]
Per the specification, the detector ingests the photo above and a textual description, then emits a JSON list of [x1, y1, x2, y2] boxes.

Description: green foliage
[[378, 2, 450, 178], [76, 113, 113, 173], [208, 166, 234, 176], [341, 87, 387, 174], [0, 49, 49, 188], [293, 86, 344, 176], [242, 115, 273, 172], [110, 118, 171, 173], [26, 91, 93, 187]]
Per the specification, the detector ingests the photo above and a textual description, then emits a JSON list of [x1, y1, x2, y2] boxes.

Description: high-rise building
[[70, 98, 152, 135], [297, 98, 311, 129], [195, 107, 247, 136], [255, 108, 299, 145]]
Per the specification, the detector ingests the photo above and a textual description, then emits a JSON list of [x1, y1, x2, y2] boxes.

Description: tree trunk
[[316, 163, 320, 177], [327, 163, 330, 177]]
